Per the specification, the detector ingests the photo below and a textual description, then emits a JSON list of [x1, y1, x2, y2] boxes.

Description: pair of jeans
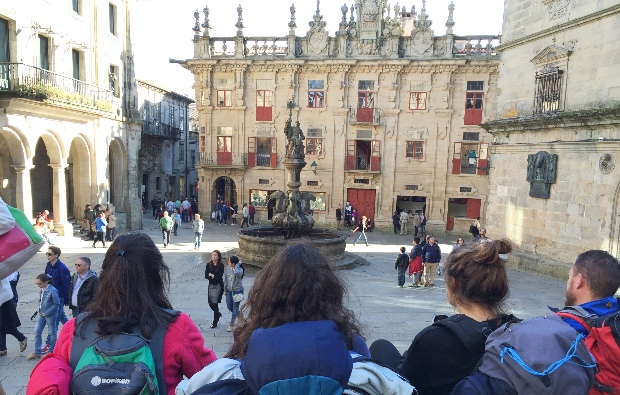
[[93, 231, 105, 246], [194, 232, 202, 249], [240, 216, 249, 228], [46, 306, 67, 345], [353, 231, 369, 246], [162, 229, 171, 245], [397, 267, 406, 286], [173, 223, 179, 236], [225, 289, 242, 326], [420, 224, 426, 235], [35, 313, 57, 354]]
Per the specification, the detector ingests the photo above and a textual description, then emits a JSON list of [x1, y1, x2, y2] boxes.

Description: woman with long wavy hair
[[28, 232, 217, 395], [205, 250, 224, 328], [176, 242, 415, 395]]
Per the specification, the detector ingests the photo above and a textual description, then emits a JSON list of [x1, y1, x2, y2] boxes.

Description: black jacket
[[395, 253, 409, 270], [68, 270, 100, 311]]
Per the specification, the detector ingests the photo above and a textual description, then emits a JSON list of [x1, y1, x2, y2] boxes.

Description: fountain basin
[[236, 226, 358, 269]]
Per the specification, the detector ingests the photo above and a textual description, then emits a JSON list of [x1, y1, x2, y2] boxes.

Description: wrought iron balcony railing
[[142, 121, 182, 139], [198, 152, 247, 168], [0, 62, 113, 112]]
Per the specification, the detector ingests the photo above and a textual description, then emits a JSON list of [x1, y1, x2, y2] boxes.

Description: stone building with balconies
[[482, 0, 620, 278], [180, 0, 500, 230], [0, 0, 142, 234], [137, 80, 194, 203]]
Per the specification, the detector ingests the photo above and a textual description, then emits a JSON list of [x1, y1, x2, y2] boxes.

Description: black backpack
[[469, 224, 480, 235]]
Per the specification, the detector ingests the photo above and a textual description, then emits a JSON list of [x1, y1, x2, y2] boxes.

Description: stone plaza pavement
[[0, 215, 568, 394]]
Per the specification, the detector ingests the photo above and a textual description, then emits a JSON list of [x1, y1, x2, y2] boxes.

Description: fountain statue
[[270, 101, 316, 238], [235, 100, 358, 268]]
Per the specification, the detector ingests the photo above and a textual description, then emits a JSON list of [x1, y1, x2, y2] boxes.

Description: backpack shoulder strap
[[432, 315, 491, 356]]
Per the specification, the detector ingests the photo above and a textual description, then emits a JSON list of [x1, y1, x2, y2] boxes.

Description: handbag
[[233, 292, 244, 303]]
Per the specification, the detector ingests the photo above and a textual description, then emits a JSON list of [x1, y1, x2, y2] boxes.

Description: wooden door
[[466, 198, 481, 219], [347, 188, 376, 222], [464, 92, 483, 125], [477, 143, 489, 175], [216, 136, 232, 165], [370, 140, 381, 171], [452, 142, 462, 174]]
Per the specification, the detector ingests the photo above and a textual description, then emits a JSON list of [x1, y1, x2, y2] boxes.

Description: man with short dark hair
[[43, 246, 70, 352], [68, 257, 99, 317], [421, 237, 441, 287], [553, 250, 620, 334]]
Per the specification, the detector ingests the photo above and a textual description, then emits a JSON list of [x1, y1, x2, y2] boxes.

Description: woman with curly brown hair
[[176, 241, 415, 395], [370, 239, 516, 395]]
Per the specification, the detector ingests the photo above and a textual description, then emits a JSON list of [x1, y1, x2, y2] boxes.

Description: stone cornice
[[454, 63, 499, 74], [499, 4, 620, 51], [481, 107, 620, 134]]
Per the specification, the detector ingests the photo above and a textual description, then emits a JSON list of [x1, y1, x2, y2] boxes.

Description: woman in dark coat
[[206, 250, 225, 328]]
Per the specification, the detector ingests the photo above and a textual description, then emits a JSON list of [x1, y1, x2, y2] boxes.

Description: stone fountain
[[236, 101, 358, 268]]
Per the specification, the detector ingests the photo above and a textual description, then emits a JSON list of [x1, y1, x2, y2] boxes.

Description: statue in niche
[[526, 151, 558, 199]]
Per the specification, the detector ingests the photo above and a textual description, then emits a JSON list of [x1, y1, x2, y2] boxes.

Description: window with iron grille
[[462, 132, 480, 141], [356, 130, 372, 139], [409, 92, 427, 110], [258, 179, 270, 185], [534, 65, 563, 114], [467, 81, 484, 91], [307, 181, 319, 186], [460, 187, 473, 193], [358, 80, 375, 91], [217, 126, 232, 135], [405, 185, 419, 191], [354, 179, 370, 184], [406, 141, 424, 159], [217, 90, 232, 107], [306, 138, 323, 155], [308, 80, 325, 108]]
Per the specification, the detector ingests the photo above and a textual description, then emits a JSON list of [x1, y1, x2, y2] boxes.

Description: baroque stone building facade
[[483, 0, 620, 277], [137, 80, 194, 205], [0, 0, 142, 234], [182, 1, 500, 230]]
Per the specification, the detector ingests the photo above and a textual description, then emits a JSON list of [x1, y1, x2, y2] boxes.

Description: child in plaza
[[408, 236, 423, 287], [92, 211, 107, 248], [28, 274, 61, 360], [395, 247, 409, 287]]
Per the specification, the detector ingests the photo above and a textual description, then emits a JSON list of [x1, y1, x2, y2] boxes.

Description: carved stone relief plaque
[[526, 151, 558, 199]]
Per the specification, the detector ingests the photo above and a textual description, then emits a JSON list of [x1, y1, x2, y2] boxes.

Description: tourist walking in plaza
[[240, 203, 249, 228], [159, 211, 173, 248], [344, 202, 352, 227], [43, 246, 70, 350], [412, 212, 421, 237], [182, 198, 191, 223], [67, 257, 99, 318], [400, 210, 410, 235], [28, 232, 217, 394], [369, 239, 516, 395], [223, 256, 244, 332], [192, 214, 204, 250], [220, 202, 228, 225], [395, 247, 409, 287], [105, 208, 116, 241], [351, 208, 358, 227], [248, 203, 255, 225], [351, 215, 370, 246], [0, 272, 27, 357], [92, 212, 107, 248], [421, 237, 441, 287], [408, 237, 423, 287], [419, 212, 427, 236], [28, 274, 61, 360], [335, 204, 342, 230], [172, 209, 181, 236], [392, 210, 401, 234], [206, 250, 225, 328]]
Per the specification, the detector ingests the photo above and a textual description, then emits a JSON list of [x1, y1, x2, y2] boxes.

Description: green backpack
[[69, 311, 178, 395]]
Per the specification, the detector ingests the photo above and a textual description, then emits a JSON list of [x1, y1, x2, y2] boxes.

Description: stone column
[[49, 163, 73, 237], [11, 165, 33, 219]]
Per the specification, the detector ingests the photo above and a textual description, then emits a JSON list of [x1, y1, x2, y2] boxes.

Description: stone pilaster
[[11, 165, 33, 219], [49, 163, 72, 236]]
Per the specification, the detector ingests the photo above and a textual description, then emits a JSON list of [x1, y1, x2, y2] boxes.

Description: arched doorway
[[109, 139, 126, 210], [31, 138, 53, 216], [211, 176, 237, 208], [67, 136, 92, 219]]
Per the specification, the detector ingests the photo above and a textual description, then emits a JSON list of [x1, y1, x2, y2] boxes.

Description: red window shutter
[[452, 142, 462, 174], [464, 93, 483, 125], [466, 199, 481, 219], [346, 140, 355, 170], [371, 140, 381, 171], [247, 137, 256, 168], [270, 137, 277, 168], [477, 143, 489, 175]]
